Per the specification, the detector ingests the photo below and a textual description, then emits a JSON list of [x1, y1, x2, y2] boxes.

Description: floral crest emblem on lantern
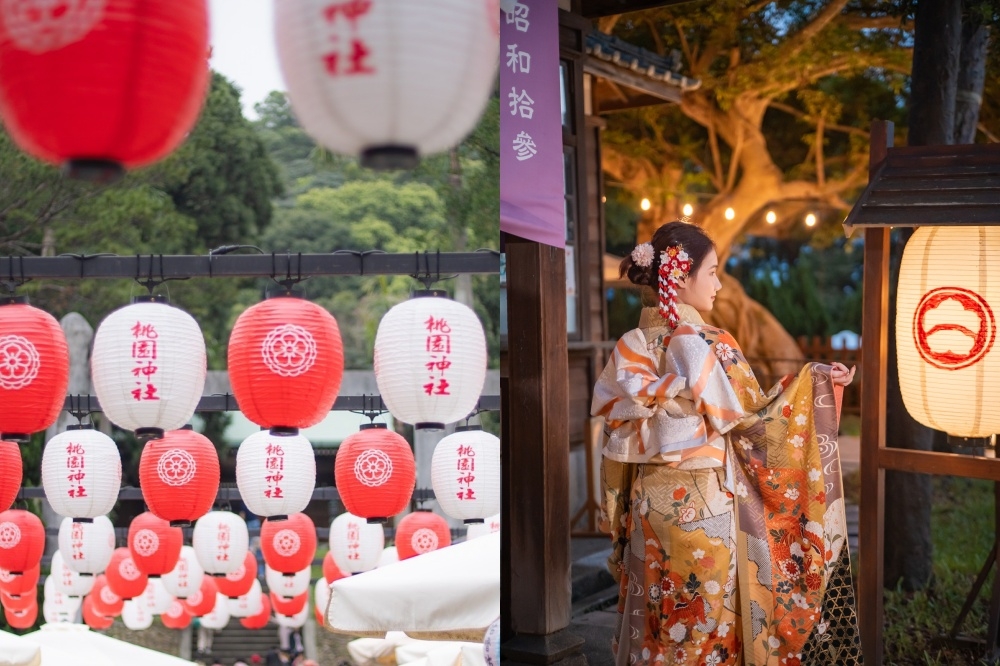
[[119, 557, 140, 581], [412, 528, 438, 554], [0, 522, 19, 549], [273, 529, 301, 556], [354, 448, 393, 487], [0, 335, 40, 390], [1, 0, 107, 54], [261, 324, 317, 377], [100, 585, 119, 606], [157, 448, 197, 486], [131, 529, 159, 557]]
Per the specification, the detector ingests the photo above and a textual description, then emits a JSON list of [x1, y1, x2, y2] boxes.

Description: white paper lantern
[[50, 550, 95, 598], [58, 515, 116, 576], [91, 298, 207, 438], [374, 294, 487, 429], [484, 617, 500, 666], [41, 428, 121, 519], [161, 545, 204, 599], [274, 0, 498, 169], [897, 226, 1000, 438], [121, 598, 154, 630], [192, 511, 249, 576], [431, 428, 500, 523], [314, 576, 330, 619], [328, 512, 384, 574], [199, 592, 231, 629], [466, 513, 501, 541], [138, 578, 172, 615], [236, 430, 316, 519], [377, 546, 398, 568], [226, 578, 263, 618], [265, 564, 310, 599], [275, 598, 309, 629], [43, 575, 82, 623]]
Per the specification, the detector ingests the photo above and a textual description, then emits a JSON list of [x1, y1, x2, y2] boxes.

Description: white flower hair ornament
[[630, 242, 655, 268]]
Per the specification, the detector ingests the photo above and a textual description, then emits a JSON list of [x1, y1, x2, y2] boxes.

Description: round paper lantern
[[214, 551, 256, 598], [91, 297, 207, 439], [275, 600, 309, 629], [0, 441, 21, 512], [128, 512, 183, 577], [0, 509, 44, 574], [162, 546, 205, 599], [0, 0, 210, 179], [50, 550, 95, 597], [335, 424, 415, 523], [484, 617, 500, 666], [139, 577, 172, 615], [41, 427, 122, 520], [374, 293, 487, 429], [395, 510, 451, 560], [0, 562, 39, 598], [227, 294, 344, 433], [227, 578, 264, 618], [274, 0, 498, 169], [466, 513, 501, 541], [265, 565, 310, 599], [270, 590, 307, 616], [1, 587, 34, 612], [322, 551, 346, 584], [314, 577, 330, 627], [82, 594, 114, 630], [236, 430, 316, 519], [260, 512, 316, 574], [121, 598, 154, 630], [897, 226, 1000, 438], [161, 599, 193, 630], [42, 576, 81, 623], [431, 427, 500, 523], [104, 547, 148, 600], [329, 511, 384, 574], [180, 575, 218, 617], [140, 429, 220, 526], [0, 299, 69, 440], [377, 546, 398, 568], [192, 511, 249, 576], [90, 574, 124, 617], [240, 593, 272, 630], [5, 602, 36, 629], [199, 593, 231, 629], [58, 515, 116, 576]]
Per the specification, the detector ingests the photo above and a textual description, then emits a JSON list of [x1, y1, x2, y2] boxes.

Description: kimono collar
[[638, 303, 705, 329]]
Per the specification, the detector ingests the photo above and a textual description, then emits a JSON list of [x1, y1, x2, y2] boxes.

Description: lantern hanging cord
[[67, 394, 95, 425], [332, 249, 385, 276], [270, 251, 309, 292], [411, 250, 457, 290], [134, 254, 189, 294], [0, 255, 30, 295], [348, 393, 388, 423], [57, 253, 119, 279], [208, 244, 264, 278]]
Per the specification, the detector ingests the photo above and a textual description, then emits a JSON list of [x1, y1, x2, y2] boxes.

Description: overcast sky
[[208, 0, 285, 119]]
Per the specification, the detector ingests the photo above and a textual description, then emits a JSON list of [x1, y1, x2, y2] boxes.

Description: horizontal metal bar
[[18, 485, 439, 504]]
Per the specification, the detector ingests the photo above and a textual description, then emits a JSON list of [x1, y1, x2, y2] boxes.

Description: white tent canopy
[[0, 630, 40, 666], [23, 624, 195, 666], [327, 531, 500, 640]]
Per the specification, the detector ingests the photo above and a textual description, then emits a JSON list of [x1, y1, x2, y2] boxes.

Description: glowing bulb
[[765, 211, 777, 224], [805, 213, 817, 227], [682, 203, 694, 217], [724, 207, 735, 221], [640, 198, 651, 211]]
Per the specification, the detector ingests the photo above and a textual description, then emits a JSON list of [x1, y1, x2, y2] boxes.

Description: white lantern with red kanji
[[192, 510, 249, 576], [139, 577, 172, 615], [161, 546, 204, 599], [41, 427, 121, 519], [328, 511, 384, 574], [266, 564, 310, 599], [314, 576, 330, 624], [91, 297, 207, 439], [49, 550, 95, 597], [274, 0, 498, 169], [466, 513, 501, 541], [374, 292, 487, 429], [121, 598, 154, 630], [236, 430, 315, 519], [377, 546, 398, 568], [199, 592, 231, 629], [58, 515, 116, 575], [42, 575, 81, 623], [431, 427, 501, 523], [226, 578, 264, 618]]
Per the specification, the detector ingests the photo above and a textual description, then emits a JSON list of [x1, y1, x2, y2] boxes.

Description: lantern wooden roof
[[843, 142, 1000, 235], [580, 0, 693, 17]]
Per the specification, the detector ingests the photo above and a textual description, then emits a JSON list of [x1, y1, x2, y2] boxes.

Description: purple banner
[[499, 0, 565, 248]]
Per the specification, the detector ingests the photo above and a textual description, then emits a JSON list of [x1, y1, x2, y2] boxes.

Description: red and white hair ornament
[[658, 244, 692, 328]]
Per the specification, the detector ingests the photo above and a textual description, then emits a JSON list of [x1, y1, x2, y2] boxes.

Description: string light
[[682, 203, 694, 217], [765, 211, 777, 224], [724, 207, 735, 221], [640, 198, 651, 211], [805, 213, 817, 227]]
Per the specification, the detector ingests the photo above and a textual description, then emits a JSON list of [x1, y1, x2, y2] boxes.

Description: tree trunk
[[907, 0, 962, 145], [955, 20, 990, 144]]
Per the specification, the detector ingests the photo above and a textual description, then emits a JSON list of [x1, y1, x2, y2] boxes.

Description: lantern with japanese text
[[395, 510, 451, 560], [240, 593, 272, 630], [105, 547, 148, 600], [91, 297, 207, 439], [0, 441, 20, 511], [274, 0, 498, 169], [4, 602, 36, 629], [0, 562, 39, 599], [58, 515, 115, 576], [42, 575, 81, 623], [128, 512, 183, 577], [50, 550, 95, 597], [139, 577, 172, 615], [0, 0, 210, 180], [335, 424, 415, 523], [374, 293, 487, 429], [328, 511, 384, 574], [1, 587, 34, 612], [181, 575, 218, 617], [161, 599, 192, 630], [431, 427, 500, 523], [261, 512, 316, 574], [199, 593, 231, 629], [377, 546, 398, 568], [275, 601, 309, 629], [322, 551, 345, 584], [0, 509, 44, 574], [236, 430, 315, 519], [42, 427, 121, 519], [271, 590, 307, 616], [314, 577, 330, 627], [121, 598, 154, 630], [90, 574, 124, 617], [226, 578, 264, 618], [484, 617, 501, 666], [228, 294, 344, 434], [214, 551, 256, 598], [266, 564, 310, 599], [466, 513, 501, 541], [192, 510, 249, 576], [82, 594, 114, 630], [897, 226, 1000, 439], [140, 428, 220, 526], [161, 546, 204, 599]]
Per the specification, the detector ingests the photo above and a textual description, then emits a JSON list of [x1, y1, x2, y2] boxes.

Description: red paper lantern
[[335, 425, 415, 523], [181, 575, 218, 617], [90, 574, 124, 617], [105, 547, 148, 600], [239, 593, 272, 630], [128, 512, 183, 577], [0, 0, 210, 180], [395, 510, 451, 560], [0, 442, 20, 512], [270, 591, 307, 617], [260, 512, 317, 574], [140, 429, 220, 526], [82, 594, 114, 630], [322, 551, 346, 584], [228, 294, 344, 434], [4, 601, 36, 629], [0, 562, 39, 598], [0, 509, 44, 574], [0, 300, 69, 440], [215, 551, 257, 598], [161, 599, 193, 630], [0, 587, 34, 612]]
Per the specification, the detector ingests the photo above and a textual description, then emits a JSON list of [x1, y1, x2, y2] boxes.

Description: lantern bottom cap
[[135, 427, 165, 441], [415, 423, 445, 431], [266, 514, 289, 522], [366, 517, 387, 525], [72, 517, 95, 524], [169, 520, 192, 527], [361, 145, 419, 170], [63, 159, 125, 184], [464, 518, 485, 524], [1, 434, 29, 443], [269, 427, 299, 437]]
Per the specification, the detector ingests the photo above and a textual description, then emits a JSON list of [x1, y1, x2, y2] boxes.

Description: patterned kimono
[[592, 305, 861, 666]]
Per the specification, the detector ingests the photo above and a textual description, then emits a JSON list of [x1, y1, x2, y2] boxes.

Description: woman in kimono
[[592, 221, 861, 666]]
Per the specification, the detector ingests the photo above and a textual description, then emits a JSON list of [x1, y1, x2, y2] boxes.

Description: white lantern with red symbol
[[897, 226, 1000, 438], [139, 577, 172, 615], [431, 427, 501, 523], [226, 578, 264, 618], [199, 593, 231, 629], [42, 575, 81, 623], [41, 427, 121, 519], [266, 564, 310, 599], [192, 510, 249, 576], [466, 513, 501, 541], [121, 598, 154, 630], [49, 550, 94, 597], [374, 292, 487, 429], [58, 515, 116, 575], [162, 545, 205, 599], [328, 511, 384, 574], [91, 297, 207, 439], [377, 546, 398, 568], [274, 0, 498, 169], [275, 599, 310, 629], [236, 430, 315, 519]]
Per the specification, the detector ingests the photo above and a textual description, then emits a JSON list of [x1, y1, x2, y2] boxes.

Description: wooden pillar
[[859, 120, 893, 665]]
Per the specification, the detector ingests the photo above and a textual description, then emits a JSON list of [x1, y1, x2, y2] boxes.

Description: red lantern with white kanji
[[0, 562, 39, 598], [199, 593, 231, 629], [266, 564, 310, 599], [128, 512, 183, 577], [314, 577, 330, 627], [0, 441, 21, 512], [0, 0, 209, 179], [5, 602, 36, 629], [91, 297, 207, 439], [0, 587, 34, 612], [374, 293, 487, 429], [261, 512, 316, 574], [0, 299, 69, 440], [90, 574, 124, 617], [180, 575, 218, 617], [140, 429, 220, 526], [334, 424, 415, 523], [274, 0, 498, 169], [236, 430, 315, 519], [228, 294, 344, 434], [0, 509, 43, 574], [240, 593, 272, 630], [270, 590, 307, 616], [82, 594, 114, 630], [50, 550, 95, 597], [328, 511, 384, 574], [58, 515, 116, 576], [227, 578, 264, 618], [41, 427, 121, 520], [161, 546, 204, 599], [395, 510, 451, 560], [161, 599, 192, 630], [214, 550, 256, 598], [192, 510, 249, 576], [322, 551, 345, 584], [105, 547, 149, 600], [431, 427, 501, 523], [121, 597, 154, 630]]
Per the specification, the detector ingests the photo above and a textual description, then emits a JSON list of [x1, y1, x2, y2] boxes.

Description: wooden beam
[[579, 0, 696, 18], [583, 57, 683, 105], [879, 449, 1000, 481]]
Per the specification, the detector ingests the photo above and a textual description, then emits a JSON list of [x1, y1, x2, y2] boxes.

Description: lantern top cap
[[455, 425, 484, 432], [131, 294, 170, 305], [411, 289, 450, 300], [0, 295, 28, 306], [264, 288, 306, 301], [359, 423, 388, 431]]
